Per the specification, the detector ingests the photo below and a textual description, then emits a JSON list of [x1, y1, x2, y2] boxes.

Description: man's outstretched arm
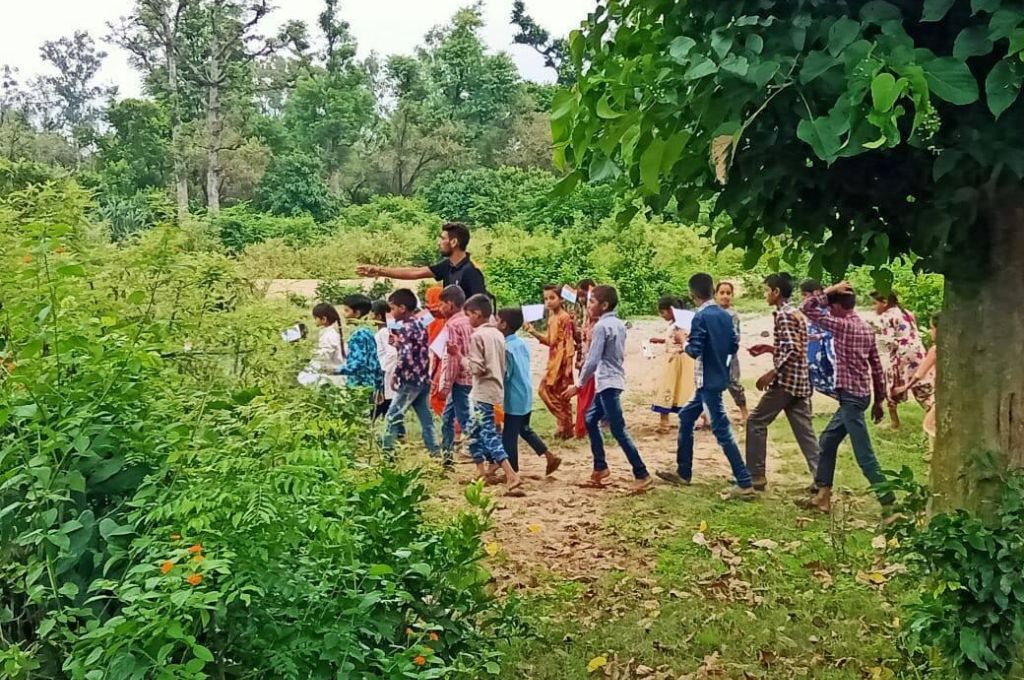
[[356, 264, 434, 280]]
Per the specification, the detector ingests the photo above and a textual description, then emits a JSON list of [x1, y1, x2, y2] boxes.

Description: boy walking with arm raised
[[564, 286, 652, 494], [658, 273, 755, 499]]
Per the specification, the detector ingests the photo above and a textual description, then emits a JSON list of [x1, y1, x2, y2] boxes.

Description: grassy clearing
[[498, 402, 930, 679]]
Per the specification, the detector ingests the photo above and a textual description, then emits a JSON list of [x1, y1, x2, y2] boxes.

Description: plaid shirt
[[801, 291, 885, 399], [441, 312, 474, 391], [772, 302, 812, 398]]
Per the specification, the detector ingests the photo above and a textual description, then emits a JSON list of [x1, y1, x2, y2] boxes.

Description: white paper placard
[[560, 286, 577, 304], [281, 325, 302, 343], [641, 341, 657, 360], [672, 308, 695, 331], [418, 310, 435, 326], [429, 329, 448, 358], [387, 319, 403, 331], [297, 369, 321, 386], [521, 304, 545, 323]]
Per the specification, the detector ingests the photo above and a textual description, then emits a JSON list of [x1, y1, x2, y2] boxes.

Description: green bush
[[213, 204, 329, 253], [253, 152, 339, 223]]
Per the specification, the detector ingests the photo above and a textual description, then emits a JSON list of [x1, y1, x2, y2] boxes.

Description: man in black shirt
[[356, 222, 487, 299]]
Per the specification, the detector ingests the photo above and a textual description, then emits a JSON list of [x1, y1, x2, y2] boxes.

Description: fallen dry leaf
[[871, 535, 887, 550], [484, 542, 500, 557], [698, 520, 708, 533], [528, 524, 542, 534], [856, 570, 888, 585], [586, 655, 608, 673], [692, 531, 708, 546], [751, 538, 779, 550]]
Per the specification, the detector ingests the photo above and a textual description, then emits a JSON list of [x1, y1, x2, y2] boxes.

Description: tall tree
[[558, 0, 1024, 514], [510, 0, 574, 86], [35, 31, 117, 143], [109, 0, 193, 222]]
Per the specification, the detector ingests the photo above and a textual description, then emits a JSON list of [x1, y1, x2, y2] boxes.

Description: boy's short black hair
[[688, 273, 715, 301], [442, 222, 471, 250], [657, 295, 681, 311], [800, 278, 823, 294], [388, 288, 418, 312], [370, 299, 389, 320], [763, 273, 794, 300], [870, 290, 900, 306], [577, 278, 596, 291], [464, 293, 493, 317], [312, 302, 341, 326], [342, 293, 372, 317], [497, 307, 524, 333], [439, 284, 466, 308], [827, 290, 857, 310], [591, 285, 618, 312]]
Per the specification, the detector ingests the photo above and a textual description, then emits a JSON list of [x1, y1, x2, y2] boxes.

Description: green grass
[[497, 400, 931, 679]]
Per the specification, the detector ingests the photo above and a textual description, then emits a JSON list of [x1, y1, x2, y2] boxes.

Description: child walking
[[565, 286, 652, 494], [464, 295, 523, 494], [437, 285, 474, 466], [380, 289, 439, 457], [497, 307, 562, 475], [649, 296, 696, 434], [334, 294, 383, 392], [371, 300, 404, 438], [870, 291, 934, 429], [308, 303, 345, 387], [525, 284, 577, 439], [658, 273, 755, 499], [574, 278, 597, 439], [800, 279, 838, 399], [714, 281, 749, 422], [799, 281, 892, 513]]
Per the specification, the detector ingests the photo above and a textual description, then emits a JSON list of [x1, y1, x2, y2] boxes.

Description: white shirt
[[375, 326, 398, 400], [309, 324, 345, 386]]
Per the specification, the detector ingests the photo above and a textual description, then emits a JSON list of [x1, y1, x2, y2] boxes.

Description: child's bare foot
[[795, 488, 832, 513], [544, 452, 562, 476]]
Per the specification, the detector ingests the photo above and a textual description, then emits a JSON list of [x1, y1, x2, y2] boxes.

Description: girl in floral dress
[[871, 292, 934, 429]]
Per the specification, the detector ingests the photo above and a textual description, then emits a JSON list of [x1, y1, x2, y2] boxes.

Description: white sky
[[0, 0, 595, 96]]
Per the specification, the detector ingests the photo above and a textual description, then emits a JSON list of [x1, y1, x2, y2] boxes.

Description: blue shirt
[[337, 326, 383, 391], [686, 301, 739, 392], [577, 311, 627, 393], [503, 334, 533, 416]]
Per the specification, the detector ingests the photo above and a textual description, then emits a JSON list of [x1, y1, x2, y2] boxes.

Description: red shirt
[[441, 311, 474, 391], [801, 292, 885, 399]]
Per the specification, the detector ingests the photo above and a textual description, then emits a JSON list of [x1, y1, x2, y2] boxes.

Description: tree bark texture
[[164, 15, 189, 222], [931, 192, 1024, 516], [205, 14, 222, 215]]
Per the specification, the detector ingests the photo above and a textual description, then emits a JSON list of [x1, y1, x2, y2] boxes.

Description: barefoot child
[[464, 294, 522, 493], [870, 291, 933, 429], [658, 273, 755, 500], [525, 285, 577, 438], [893, 315, 938, 444], [714, 281, 749, 422], [745, 274, 820, 492], [497, 307, 562, 475], [799, 281, 892, 513], [564, 286, 652, 493], [650, 296, 696, 434], [380, 289, 439, 457], [436, 285, 474, 466]]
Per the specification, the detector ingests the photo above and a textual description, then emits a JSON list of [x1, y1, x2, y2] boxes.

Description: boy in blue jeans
[[464, 294, 523, 495], [436, 285, 473, 467], [565, 285, 652, 494], [657, 273, 755, 500]]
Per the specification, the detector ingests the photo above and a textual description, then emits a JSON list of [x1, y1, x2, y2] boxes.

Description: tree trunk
[[205, 46, 222, 215], [166, 35, 189, 222], [931, 191, 1024, 517]]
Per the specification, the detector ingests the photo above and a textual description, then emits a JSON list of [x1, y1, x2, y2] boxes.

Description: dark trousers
[[586, 388, 649, 480], [815, 391, 893, 504], [745, 388, 820, 484], [678, 388, 752, 488], [502, 412, 549, 472], [373, 399, 405, 440]]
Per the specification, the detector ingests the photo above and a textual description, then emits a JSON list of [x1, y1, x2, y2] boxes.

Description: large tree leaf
[[639, 137, 666, 194], [684, 58, 719, 81], [749, 60, 781, 88], [669, 36, 697, 63], [800, 51, 838, 84], [596, 96, 624, 119], [972, 0, 1002, 14], [828, 18, 862, 56], [711, 30, 734, 59], [797, 115, 848, 161], [923, 57, 981, 105], [923, 0, 956, 22], [989, 8, 1024, 41], [985, 59, 1023, 117], [954, 26, 995, 60], [861, 1, 902, 23], [872, 72, 902, 111]]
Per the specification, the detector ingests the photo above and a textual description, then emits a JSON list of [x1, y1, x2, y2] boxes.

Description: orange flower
[[186, 573, 202, 586], [3, 362, 14, 374], [160, 561, 174, 574], [429, 632, 439, 642], [192, 554, 205, 564], [188, 544, 202, 554], [170, 533, 181, 541], [405, 627, 414, 636], [413, 655, 426, 666], [54, 246, 65, 254], [22, 255, 31, 264]]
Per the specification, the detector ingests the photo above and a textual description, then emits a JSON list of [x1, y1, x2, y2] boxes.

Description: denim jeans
[[678, 388, 752, 488], [381, 383, 438, 455], [815, 391, 893, 504], [441, 384, 472, 462], [468, 403, 507, 464], [502, 412, 549, 472], [586, 388, 649, 480]]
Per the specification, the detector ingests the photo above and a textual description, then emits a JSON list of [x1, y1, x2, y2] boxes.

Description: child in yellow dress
[[649, 296, 697, 434]]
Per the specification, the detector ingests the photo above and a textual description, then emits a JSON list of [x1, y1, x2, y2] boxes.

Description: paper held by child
[[429, 329, 448, 358], [672, 308, 695, 331], [560, 286, 578, 304], [386, 319, 403, 331], [418, 310, 435, 326], [641, 341, 657, 360], [521, 304, 545, 323], [297, 368, 321, 387], [281, 325, 302, 343]]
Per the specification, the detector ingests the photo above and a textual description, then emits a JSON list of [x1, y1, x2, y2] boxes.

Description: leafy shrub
[[95, 189, 175, 242], [213, 204, 329, 253], [253, 152, 339, 223]]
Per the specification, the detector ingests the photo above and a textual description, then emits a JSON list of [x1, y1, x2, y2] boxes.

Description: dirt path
[[433, 314, 828, 592]]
